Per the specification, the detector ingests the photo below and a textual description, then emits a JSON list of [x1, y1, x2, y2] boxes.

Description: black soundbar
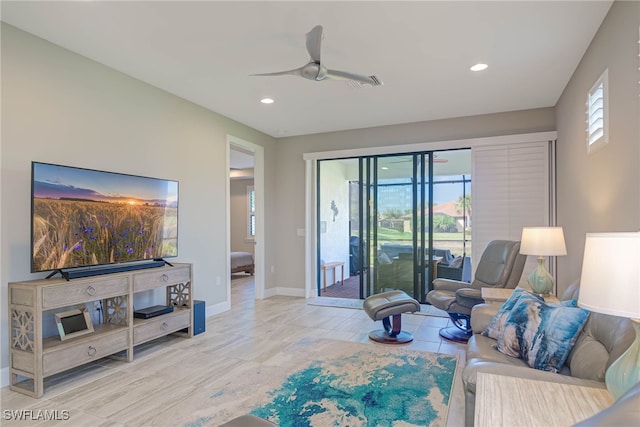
[[53, 260, 167, 280]]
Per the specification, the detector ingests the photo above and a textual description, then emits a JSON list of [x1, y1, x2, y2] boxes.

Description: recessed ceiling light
[[260, 98, 274, 104], [381, 166, 389, 170], [470, 63, 488, 72]]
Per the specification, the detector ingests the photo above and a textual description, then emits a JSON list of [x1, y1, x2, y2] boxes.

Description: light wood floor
[[1, 277, 467, 426]]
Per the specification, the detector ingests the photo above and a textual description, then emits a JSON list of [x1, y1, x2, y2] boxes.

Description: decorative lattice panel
[[168, 281, 191, 307], [11, 309, 35, 352], [105, 295, 128, 326]]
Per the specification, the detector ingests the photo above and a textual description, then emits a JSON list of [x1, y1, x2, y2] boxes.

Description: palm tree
[[456, 194, 472, 223]]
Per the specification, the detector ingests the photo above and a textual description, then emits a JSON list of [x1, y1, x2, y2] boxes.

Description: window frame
[[586, 69, 609, 154], [247, 185, 255, 240]]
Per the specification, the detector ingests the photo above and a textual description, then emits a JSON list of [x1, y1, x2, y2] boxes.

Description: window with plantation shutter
[[586, 69, 609, 153], [472, 141, 553, 288]]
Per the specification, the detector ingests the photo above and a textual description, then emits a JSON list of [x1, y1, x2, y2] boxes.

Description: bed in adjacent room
[[231, 252, 254, 275]]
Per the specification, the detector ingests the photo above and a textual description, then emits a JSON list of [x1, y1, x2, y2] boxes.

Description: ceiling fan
[[251, 25, 383, 87]]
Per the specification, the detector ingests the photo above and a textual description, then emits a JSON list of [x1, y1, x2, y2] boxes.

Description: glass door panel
[[373, 155, 417, 298], [317, 158, 358, 296], [431, 150, 472, 286]]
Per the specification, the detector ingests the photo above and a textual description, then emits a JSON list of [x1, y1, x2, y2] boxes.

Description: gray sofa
[[462, 282, 637, 426]]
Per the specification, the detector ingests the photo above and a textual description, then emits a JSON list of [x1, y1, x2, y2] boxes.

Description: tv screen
[[31, 162, 178, 273]]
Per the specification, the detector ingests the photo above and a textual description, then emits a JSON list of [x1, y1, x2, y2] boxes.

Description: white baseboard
[[206, 300, 230, 317], [265, 287, 306, 298]]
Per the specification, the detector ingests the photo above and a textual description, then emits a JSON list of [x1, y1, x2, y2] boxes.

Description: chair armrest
[[432, 278, 471, 292], [470, 303, 500, 333], [455, 288, 483, 309]]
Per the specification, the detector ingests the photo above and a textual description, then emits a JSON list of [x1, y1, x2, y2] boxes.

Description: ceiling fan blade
[[306, 25, 323, 63], [325, 69, 383, 86], [251, 67, 304, 77]]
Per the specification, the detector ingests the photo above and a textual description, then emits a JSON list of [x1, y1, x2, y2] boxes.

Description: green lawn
[[374, 227, 465, 242]]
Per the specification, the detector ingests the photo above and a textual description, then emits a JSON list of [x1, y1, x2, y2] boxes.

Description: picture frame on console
[[55, 308, 94, 341]]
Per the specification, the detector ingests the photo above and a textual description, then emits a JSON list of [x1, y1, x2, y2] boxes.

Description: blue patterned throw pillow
[[483, 289, 541, 339], [483, 290, 578, 339], [495, 297, 589, 372]]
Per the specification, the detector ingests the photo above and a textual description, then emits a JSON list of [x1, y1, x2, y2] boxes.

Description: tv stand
[[8, 263, 193, 398]]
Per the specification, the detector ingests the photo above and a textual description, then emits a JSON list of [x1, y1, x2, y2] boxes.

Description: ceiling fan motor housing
[[301, 62, 327, 81]]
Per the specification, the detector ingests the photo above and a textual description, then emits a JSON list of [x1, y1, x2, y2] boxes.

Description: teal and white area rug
[[309, 297, 450, 318], [189, 338, 457, 426]]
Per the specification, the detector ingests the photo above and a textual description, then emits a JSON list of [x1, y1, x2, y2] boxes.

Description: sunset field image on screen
[[31, 162, 178, 272]]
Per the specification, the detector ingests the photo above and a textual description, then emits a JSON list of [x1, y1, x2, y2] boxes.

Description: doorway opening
[[227, 136, 265, 303]]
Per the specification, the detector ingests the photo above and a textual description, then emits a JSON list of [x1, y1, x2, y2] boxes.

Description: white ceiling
[[2, 1, 612, 138]]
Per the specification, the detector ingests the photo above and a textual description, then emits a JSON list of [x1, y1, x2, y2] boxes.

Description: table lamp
[[520, 227, 567, 295], [578, 232, 640, 400]]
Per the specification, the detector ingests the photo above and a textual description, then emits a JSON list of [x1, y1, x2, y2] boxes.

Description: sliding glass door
[[317, 149, 471, 303]]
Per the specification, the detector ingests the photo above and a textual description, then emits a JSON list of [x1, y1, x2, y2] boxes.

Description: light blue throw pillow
[[495, 297, 589, 372]]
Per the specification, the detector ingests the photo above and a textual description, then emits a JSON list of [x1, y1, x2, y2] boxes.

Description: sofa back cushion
[[566, 312, 635, 381]]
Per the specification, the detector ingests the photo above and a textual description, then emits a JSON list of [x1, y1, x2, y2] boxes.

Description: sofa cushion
[[495, 297, 589, 372], [449, 256, 463, 268]]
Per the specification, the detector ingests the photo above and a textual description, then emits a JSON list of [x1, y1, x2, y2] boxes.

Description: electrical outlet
[[216, 276, 221, 286]]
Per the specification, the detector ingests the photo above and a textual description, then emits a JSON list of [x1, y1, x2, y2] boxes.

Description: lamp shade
[[520, 227, 567, 256], [578, 232, 640, 318]]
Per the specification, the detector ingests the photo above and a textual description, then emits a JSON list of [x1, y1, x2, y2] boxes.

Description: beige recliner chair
[[426, 240, 526, 342]]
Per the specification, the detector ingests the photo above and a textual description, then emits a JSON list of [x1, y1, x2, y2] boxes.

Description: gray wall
[[1, 24, 277, 374], [556, 0, 640, 292], [273, 108, 556, 291]]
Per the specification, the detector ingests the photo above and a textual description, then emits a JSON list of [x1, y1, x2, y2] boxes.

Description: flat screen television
[[31, 162, 178, 274]]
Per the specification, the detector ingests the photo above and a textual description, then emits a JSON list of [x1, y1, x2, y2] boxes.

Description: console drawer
[[133, 266, 190, 292], [133, 310, 190, 345], [42, 329, 129, 376], [42, 277, 129, 310]]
